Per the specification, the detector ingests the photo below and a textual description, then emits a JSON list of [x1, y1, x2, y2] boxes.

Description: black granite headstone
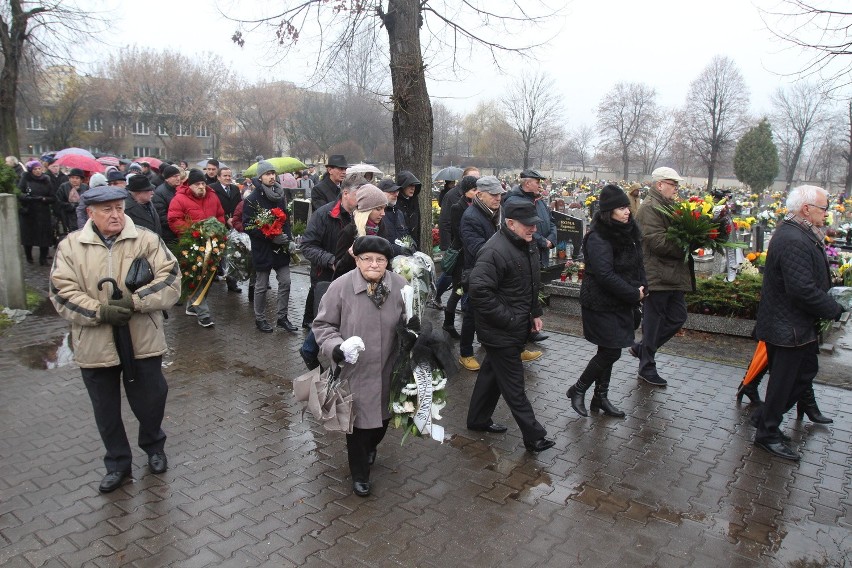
[[552, 211, 584, 260], [292, 199, 311, 225]]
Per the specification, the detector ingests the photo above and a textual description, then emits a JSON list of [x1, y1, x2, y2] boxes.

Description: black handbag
[[125, 257, 155, 293]]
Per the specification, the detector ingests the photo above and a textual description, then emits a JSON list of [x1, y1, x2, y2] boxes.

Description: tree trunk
[[707, 145, 718, 191], [846, 100, 852, 194], [0, 0, 27, 158], [785, 138, 805, 193], [621, 147, 629, 181], [383, 0, 434, 252]]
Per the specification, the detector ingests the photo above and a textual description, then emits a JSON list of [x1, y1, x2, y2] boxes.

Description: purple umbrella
[[55, 147, 95, 159]]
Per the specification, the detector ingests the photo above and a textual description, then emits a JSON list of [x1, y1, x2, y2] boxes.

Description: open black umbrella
[[97, 278, 136, 382]]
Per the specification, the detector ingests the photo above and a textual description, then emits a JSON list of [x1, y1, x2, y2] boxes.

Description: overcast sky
[[82, 0, 831, 127]]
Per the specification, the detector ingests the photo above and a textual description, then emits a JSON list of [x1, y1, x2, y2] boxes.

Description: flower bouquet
[[392, 252, 435, 321], [176, 217, 228, 302], [657, 195, 743, 262], [246, 203, 301, 264], [223, 229, 254, 282]]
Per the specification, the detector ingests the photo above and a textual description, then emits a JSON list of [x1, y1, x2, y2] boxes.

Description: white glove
[[340, 336, 366, 364]]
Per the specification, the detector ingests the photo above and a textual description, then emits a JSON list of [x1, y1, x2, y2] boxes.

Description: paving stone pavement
[[1, 263, 851, 567]]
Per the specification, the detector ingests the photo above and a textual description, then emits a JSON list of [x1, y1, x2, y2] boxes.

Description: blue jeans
[[302, 329, 319, 360], [435, 272, 453, 301]]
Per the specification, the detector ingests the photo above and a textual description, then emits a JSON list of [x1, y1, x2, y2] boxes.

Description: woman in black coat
[[18, 160, 57, 265], [568, 185, 647, 418]]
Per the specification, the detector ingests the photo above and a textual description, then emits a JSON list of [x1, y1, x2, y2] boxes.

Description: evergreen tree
[[734, 119, 780, 192]]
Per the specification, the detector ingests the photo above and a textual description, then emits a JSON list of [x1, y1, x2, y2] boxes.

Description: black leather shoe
[[256, 319, 273, 333], [442, 325, 461, 339], [148, 452, 168, 474], [754, 440, 800, 461], [367, 450, 377, 465], [99, 470, 131, 493], [352, 481, 371, 497], [638, 373, 667, 386], [528, 331, 549, 342], [524, 438, 556, 453], [468, 422, 508, 434], [277, 317, 298, 332]]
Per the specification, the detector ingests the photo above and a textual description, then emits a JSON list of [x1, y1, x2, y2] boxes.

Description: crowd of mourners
[[18, 149, 839, 496]]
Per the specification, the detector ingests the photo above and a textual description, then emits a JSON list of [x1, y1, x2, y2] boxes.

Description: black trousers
[[466, 345, 547, 443], [345, 419, 389, 483], [755, 342, 819, 444], [636, 290, 687, 376], [81, 356, 168, 473]]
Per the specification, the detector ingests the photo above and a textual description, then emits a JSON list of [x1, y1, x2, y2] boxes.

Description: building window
[[26, 116, 45, 131], [112, 124, 127, 138], [85, 118, 103, 132], [176, 124, 192, 137], [158, 124, 169, 136], [30, 144, 45, 155], [195, 125, 210, 137], [133, 121, 150, 135]]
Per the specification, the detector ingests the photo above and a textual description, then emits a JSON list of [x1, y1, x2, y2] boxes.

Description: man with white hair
[[751, 185, 843, 461]]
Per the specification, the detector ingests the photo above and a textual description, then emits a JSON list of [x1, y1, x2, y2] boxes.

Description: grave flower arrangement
[[176, 217, 228, 301]]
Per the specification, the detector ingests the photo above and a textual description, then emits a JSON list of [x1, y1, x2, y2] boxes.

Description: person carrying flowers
[[243, 160, 298, 333], [167, 168, 225, 327]]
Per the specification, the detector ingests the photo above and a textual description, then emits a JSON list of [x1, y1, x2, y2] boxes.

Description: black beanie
[[598, 184, 630, 212], [460, 175, 479, 193], [161, 164, 180, 179], [186, 169, 206, 186]]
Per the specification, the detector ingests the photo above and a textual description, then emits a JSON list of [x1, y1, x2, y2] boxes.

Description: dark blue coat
[[242, 181, 292, 271], [460, 201, 499, 270]]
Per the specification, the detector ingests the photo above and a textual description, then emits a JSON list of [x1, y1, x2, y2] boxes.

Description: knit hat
[[89, 173, 108, 188], [460, 175, 479, 193], [256, 160, 275, 176], [353, 235, 393, 260], [356, 184, 388, 212], [128, 162, 143, 173], [186, 169, 206, 186], [598, 184, 631, 212], [161, 164, 180, 179]]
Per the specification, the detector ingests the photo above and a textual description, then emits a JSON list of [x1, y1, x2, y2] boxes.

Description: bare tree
[[220, 81, 298, 161], [570, 124, 596, 171], [99, 48, 225, 158], [844, 100, 852, 192], [761, 1, 852, 94], [464, 101, 518, 174], [683, 56, 750, 190], [40, 73, 89, 150], [635, 110, 675, 176], [501, 71, 562, 169], [229, 0, 561, 251], [771, 82, 830, 191], [596, 82, 657, 179], [0, 0, 104, 156]]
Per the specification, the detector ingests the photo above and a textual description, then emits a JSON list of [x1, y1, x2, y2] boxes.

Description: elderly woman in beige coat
[[313, 235, 407, 497]]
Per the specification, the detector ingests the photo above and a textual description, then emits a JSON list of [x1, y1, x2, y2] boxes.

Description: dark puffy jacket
[[438, 185, 464, 250], [460, 200, 499, 269], [469, 225, 542, 349], [153, 181, 179, 242], [448, 197, 472, 284], [301, 199, 353, 282], [242, 181, 292, 271], [580, 217, 646, 312], [395, 170, 422, 245], [502, 186, 556, 252], [310, 173, 339, 213], [123, 196, 162, 235], [755, 219, 843, 347], [382, 202, 411, 253]]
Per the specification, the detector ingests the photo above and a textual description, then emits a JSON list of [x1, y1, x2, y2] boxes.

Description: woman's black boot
[[736, 377, 762, 405], [24, 246, 33, 264], [590, 369, 625, 417], [796, 386, 833, 424], [567, 364, 598, 417]]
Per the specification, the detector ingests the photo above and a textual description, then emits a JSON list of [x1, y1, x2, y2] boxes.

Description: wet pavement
[[1, 262, 851, 567]]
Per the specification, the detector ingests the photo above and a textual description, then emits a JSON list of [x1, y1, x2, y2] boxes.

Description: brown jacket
[[312, 269, 407, 429], [635, 187, 693, 292], [50, 217, 181, 368]]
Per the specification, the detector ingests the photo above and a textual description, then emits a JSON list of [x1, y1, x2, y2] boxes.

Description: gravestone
[[292, 199, 311, 226], [552, 211, 584, 260]]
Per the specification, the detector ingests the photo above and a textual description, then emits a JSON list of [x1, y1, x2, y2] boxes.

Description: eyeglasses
[[357, 256, 388, 265], [807, 203, 829, 212], [661, 180, 679, 188]]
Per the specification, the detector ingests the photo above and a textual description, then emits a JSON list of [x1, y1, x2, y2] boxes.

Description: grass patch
[[0, 286, 46, 334]]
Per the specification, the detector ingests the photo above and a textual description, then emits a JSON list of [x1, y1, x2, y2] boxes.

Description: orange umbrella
[[742, 341, 768, 385]]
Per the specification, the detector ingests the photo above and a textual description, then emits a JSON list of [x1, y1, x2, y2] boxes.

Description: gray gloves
[[271, 234, 289, 245], [100, 304, 132, 326]]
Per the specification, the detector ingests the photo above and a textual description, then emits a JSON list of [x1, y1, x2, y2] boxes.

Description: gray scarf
[[262, 183, 285, 202]]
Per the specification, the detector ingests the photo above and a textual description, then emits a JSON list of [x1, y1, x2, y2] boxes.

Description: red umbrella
[[137, 157, 162, 169], [54, 154, 105, 173], [97, 156, 120, 167]]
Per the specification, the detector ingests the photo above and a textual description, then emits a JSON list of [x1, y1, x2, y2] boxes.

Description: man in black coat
[[123, 174, 161, 235], [152, 165, 182, 245], [752, 185, 843, 461], [310, 154, 348, 213], [211, 166, 243, 292], [465, 200, 555, 453]]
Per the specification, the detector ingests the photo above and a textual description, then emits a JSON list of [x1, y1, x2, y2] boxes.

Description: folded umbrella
[[742, 341, 767, 386], [97, 278, 136, 382]]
